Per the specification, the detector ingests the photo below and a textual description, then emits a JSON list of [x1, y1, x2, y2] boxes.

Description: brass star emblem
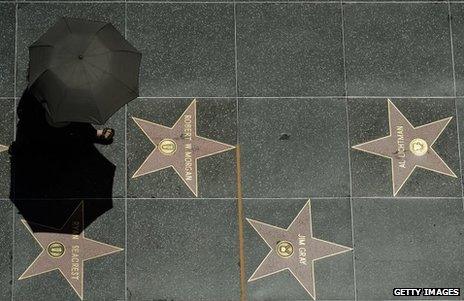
[[247, 200, 352, 300], [352, 99, 457, 196], [19, 202, 123, 300], [131, 99, 235, 196]]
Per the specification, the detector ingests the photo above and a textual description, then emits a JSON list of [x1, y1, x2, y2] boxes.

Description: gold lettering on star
[[352, 99, 456, 196], [298, 234, 307, 266], [396, 125, 406, 168], [18, 202, 123, 300], [71, 245, 80, 281], [247, 200, 352, 300], [131, 99, 235, 196]]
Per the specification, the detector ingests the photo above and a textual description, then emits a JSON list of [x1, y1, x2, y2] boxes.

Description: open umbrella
[[28, 17, 141, 125]]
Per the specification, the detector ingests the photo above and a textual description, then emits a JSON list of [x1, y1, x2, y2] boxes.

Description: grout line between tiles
[[17, 0, 340, 3], [449, 2, 457, 98], [124, 111, 128, 301], [447, 1, 464, 211], [121, 196, 464, 200], [11, 196, 461, 200], [137, 95, 459, 99], [346, 95, 456, 99], [1, 95, 461, 99], [9, 196, 464, 200], [124, 2, 128, 299], [2, 95, 461, 100], [234, 2, 239, 145], [12, 0, 455, 3], [11, 3, 18, 301], [343, 1, 448, 2], [233, 5, 246, 300], [447, 1, 464, 210], [235, 146, 247, 301], [234, 5, 247, 301], [340, 2, 358, 300]]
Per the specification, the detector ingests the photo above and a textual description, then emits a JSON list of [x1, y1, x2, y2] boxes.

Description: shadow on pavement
[[9, 88, 115, 233]]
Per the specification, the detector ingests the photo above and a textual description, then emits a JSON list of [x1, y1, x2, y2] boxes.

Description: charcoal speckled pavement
[[0, 1, 463, 301]]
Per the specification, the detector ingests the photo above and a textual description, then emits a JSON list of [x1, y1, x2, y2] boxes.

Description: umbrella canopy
[[28, 17, 141, 125]]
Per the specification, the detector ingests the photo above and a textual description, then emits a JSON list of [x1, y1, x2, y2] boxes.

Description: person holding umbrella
[[16, 85, 115, 146], [23, 16, 141, 146], [9, 16, 141, 202]]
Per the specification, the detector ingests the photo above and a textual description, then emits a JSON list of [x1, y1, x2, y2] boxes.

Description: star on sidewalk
[[131, 99, 235, 196], [247, 200, 352, 300], [352, 99, 456, 196], [19, 202, 123, 300]]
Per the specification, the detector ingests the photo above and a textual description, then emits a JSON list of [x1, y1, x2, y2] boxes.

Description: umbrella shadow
[[9, 88, 115, 233]]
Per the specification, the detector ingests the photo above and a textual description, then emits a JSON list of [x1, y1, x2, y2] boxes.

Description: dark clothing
[[10, 88, 115, 200], [9, 89, 115, 231], [15, 88, 97, 152]]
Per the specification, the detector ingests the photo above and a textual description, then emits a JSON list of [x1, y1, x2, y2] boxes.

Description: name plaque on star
[[352, 99, 456, 196], [247, 200, 352, 300], [132, 99, 235, 196], [19, 202, 123, 300]]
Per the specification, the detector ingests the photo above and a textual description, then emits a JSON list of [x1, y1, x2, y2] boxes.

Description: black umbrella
[[28, 17, 141, 125]]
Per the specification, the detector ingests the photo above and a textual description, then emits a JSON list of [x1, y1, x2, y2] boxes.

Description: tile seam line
[[16, 1, 343, 3], [1, 96, 462, 99], [449, 0, 457, 97], [233, 4, 246, 300], [11, 3, 18, 301], [110, 196, 464, 199], [136, 96, 459, 99], [124, 0, 128, 299], [447, 1, 464, 209], [340, 1, 358, 300], [9, 196, 464, 200], [235, 146, 247, 301], [12, 1, 455, 3]]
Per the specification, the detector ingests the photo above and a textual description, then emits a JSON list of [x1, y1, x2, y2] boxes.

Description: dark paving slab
[[238, 0, 334, 2], [13, 199, 125, 301], [343, 3, 454, 97], [353, 198, 464, 300], [0, 4, 15, 98], [128, 0, 233, 2], [236, 3, 344, 97], [23, 0, 117, 2], [127, 198, 240, 300], [16, 2, 125, 97], [127, 98, 237, 198], [80, 199, 125, 301], [451, 3, 464, 96], [244, 198, 354, 300], [0, 99, 15, 199], [349, 98, 461, 197], [456, 98, 464, 192], [126, 3, 236, 97], [238, 98, 350, 198], [0, 200, 12, 301]]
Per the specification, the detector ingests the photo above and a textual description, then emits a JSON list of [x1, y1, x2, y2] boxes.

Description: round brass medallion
[[47, 242, 65, 258], [158, 139, 177, 155], [409, 138, 428, 156], [276, 241, 294, 258]]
